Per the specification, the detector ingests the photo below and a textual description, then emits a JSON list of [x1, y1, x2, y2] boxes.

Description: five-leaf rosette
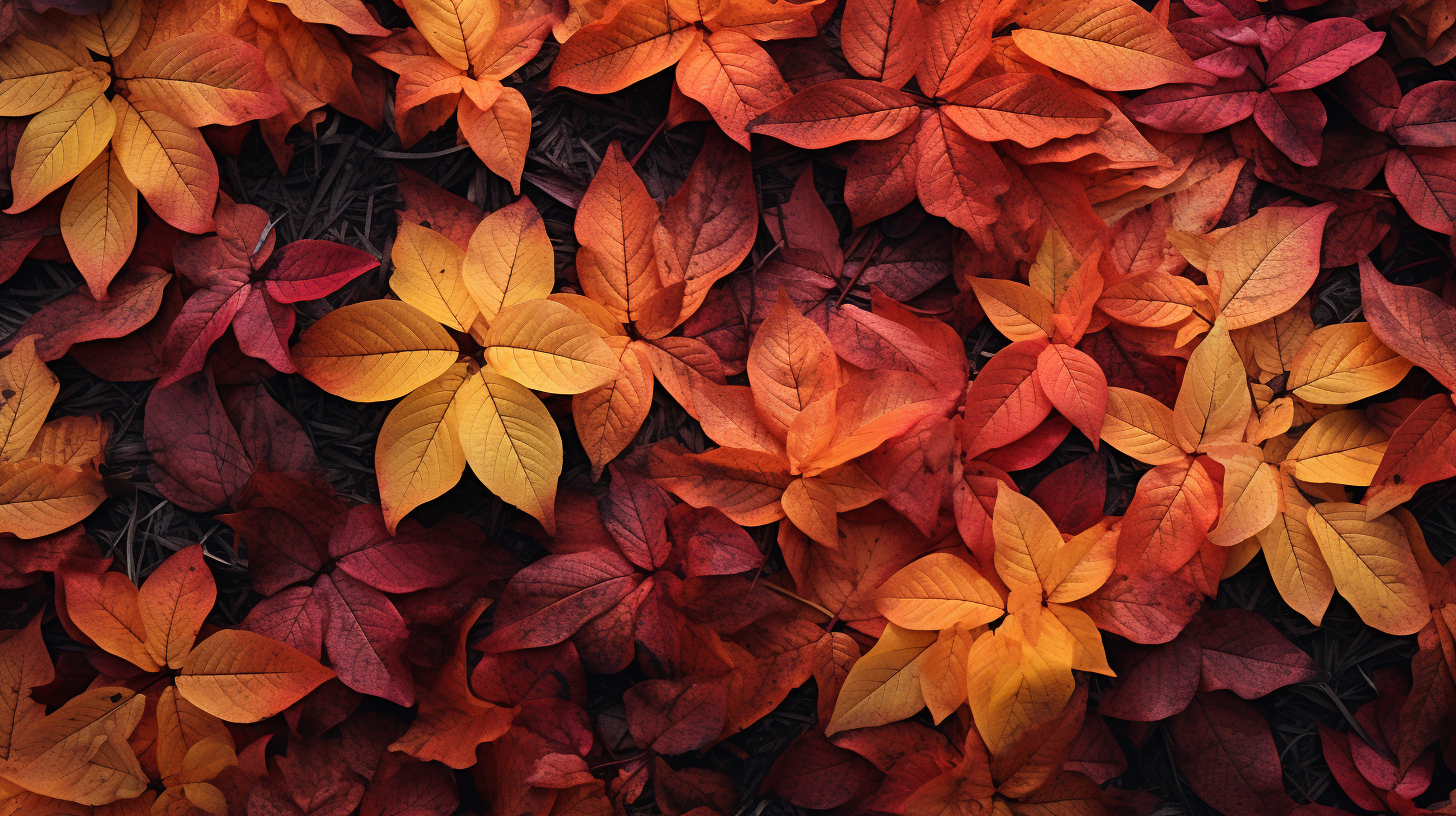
[[0, 0, 286, 298], [830, 485, 1115, 757], [0, 336, 111, 539], [292, 196, 622, 533], [366, 0, 557, 190]]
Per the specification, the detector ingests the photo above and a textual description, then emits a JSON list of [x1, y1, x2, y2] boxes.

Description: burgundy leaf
[[145, 368, 254, 512], [1265, 18, 1385, 92]]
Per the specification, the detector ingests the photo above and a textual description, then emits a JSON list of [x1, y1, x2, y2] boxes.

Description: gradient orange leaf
[[60, 149, 136, 300], [459, 88, 531, 194], [962, 340, 1052, 461], [874, 552, 1005, 630], [398, 0, 499, 73], [1098, 272, 1206, 328], [2, 687, 146, 806], [0, 461, 106, 540], [1204, 444, 1280, 547], [292, 300, 459, 402], [1285, 410, 1388, 486], [0, 336, 59, 463], [547, 0, 698, 94], [1364, 394, 1456, 517], [914, 107, 1007, 244], [748, 79, 922, 149], [840, 0, 924, 88], [575, 142, 662, 325], [138, 544, 216, 670], [574, 338, 654, 480], [675, 30, 791, 146], [176, 629, 334, 723], [969, 278, 1054, 342], [1288, 322, 1413, 404], [781, 475, 840, 548], [110, 97, 218, 234], [943, 73, 1107, 148], [1011, 0, 1215, 91], [919, 624, 976, 724], [647, 442, 792, 525], [115, 34, 284, 128], [1173, 318, 1251, 453], [1101, 387, 1187, 465], [799, 371, 942, 475], [966, 618, 1075, 756], [1118, 456, 1219, 575], [60, 567, 158, 672], [748, 291, 839, 438], [1205, 203, 1335, 329], [377, 363, 470, 531], [462, 197, 553, 322], [1035, 343, 1107, 447]]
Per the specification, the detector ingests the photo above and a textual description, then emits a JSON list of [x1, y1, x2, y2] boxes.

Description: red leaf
[[360, 752, 459, 816], [748, 79, 922, 149], [1064, 715, 1127, 784], [315, 572, 414, 706], [1078, 572, 1202, 645], [759, 731, 882, 809], [1097, 637, 1202, 721], [960, 339, 1053, 460], [1360, 256, 1456, 390], [1170, 692, 1297, 816], [263, 240, 378, 303], [1124, 73, 1261, 133], [1253, 89, 1325, 166], [1318, 725, 1388, 809], [145, 367, 254, 512], [481, 550, 643, 651], [667, 504, 764, 577], [1383, 148, 1456, 234], [1189, 608, 1317, 698], [601, 464, 673, 571], [623, 678, 726, 755], [1335, 56, 1401, 132], [1264, 18, 1385, 92], [1392, 81, 1456, 147], [1028, 454, 1106, 535]]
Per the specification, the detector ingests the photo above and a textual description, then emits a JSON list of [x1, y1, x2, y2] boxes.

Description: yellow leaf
[[481, 299, 621, 393], [573, 338, 654, 480], [965, 618, 1075, 756], [1288, 322, 1413, 404], [378, 363, 471, 532], [3, 687, 147, 806], [919, 625, 977, 725], [874, 552, 1005, 630], [111, 34, 284, 128], [1258, 471, 1337, 625], [1307, 503, 1430, 636], [462, 198, 554, 321], [969, 278, 1054, 342], [292, 300, 459, 402], [0, 336, 59, 463], [1286, 410, 1388, 486], [1045, 602, 1113, 676], [826, 623, 935, 735], [1011, 0, 1213, 91], [390, 222, 478, 331], [991, 484, 1064, 596], [575, 141, 663, 324], [1233, 304, 1313, 382], [0, 37, 80, 116], [109, 97, 218, 234], [748, 291, 840, 438], [1205, 204, 1336, 329], [25, 415, 111, 470], [1102, 386, 1188, 465], [0, 460, 105, 539], [65, 0, 142, 57], [548, 293, 627, 338], [1173, 317, 1251, 453], [176, 630, 335, 723], [456, 367, 563, 533], [6, 76, 114, 215], [60, 149, 137, 301], [155, 686, 231, 784], [1205, 443, 1281, 547], [399, 0, 499, 72], [1044, 520, 1116, 603]]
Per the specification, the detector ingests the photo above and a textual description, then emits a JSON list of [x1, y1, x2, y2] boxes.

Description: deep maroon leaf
[[1170, 692, 1297, 816]]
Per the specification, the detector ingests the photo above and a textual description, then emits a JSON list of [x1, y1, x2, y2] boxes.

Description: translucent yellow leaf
[[874, 552, 1005, 630], [399, 0, 499, 72], [176, 630, 335, 723], [1308, 503, 1430, 636], [110, 97, 218, 234], [991, 483, 1064, 596], [456, 367, 563, 533], [548, 293, 627, 338], [1173, 317, 1251, 452], [292, 300, 459, 402], [481, 299, 621, 394], [1102, 386, 1188, 465], [6, 75, 115, 214], [1205, 203, 1336, 329], [1286, 410, 1388, 486], [390, 222, 478, 331], [1045, 602, 1113, 676], [1288, 322, 1414, 404], [60, 149, 137, 301], [0, 336, 59, 463], [573, 338, 653, 480], [826, 623, 935, 735], [462, 198, 553, 322], [969, 278, 1054, 342], [0, 37, 80, 116], [376, 363, 470, 532]]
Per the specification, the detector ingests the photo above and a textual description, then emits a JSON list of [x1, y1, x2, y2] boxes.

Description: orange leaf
[[646, 441, 792, 526], [1011, 0, 1214, 90], [459, 88, 530, 194], [1101, 387, 1187, 465], [914, 107, 1008, 246], [115, 35, 285, 127], [1118, 456, 1220, 575], [0, 615, 51, 763], [943, 73, 1108, 148], [573, 338, 654, 480], [826, 623, 935, 734], [875, 552, 1005, 630], [961, 340, 1052, 460], [1307, 503, 1430, 636], [749, 78, 922, 149], [62, 568, 160, 673], [675, 30, 791, 146], [175, 630, 334, 723], [1205, 203, 1335, 329], [547, 0, 699, 94], [139, 545, 216, 670], [575, 142, 663, 325], [840, 0, 925, 89], [1035, 343, 1107, 447], [748, 290, 840, 439], [60, 149, 137, 300]]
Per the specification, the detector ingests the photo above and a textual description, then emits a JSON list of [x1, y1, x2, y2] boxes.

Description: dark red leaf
[[1189, 608, 1317, 698], [1170, 692, 1297, 816], [1098, 637, 1202, 721]]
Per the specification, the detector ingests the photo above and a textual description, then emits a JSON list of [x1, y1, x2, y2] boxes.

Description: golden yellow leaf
[[25, 416, 110, 470], [1288, 322, 1413, 404], [399, 0, 499, 72], [548, 293, 627, 338], [109, 97, 218, 234], [573, 338, 653, 480], [1233, 303, 1313, 382], [0, 37, 80, 117], [1044, 520, 1116, 603], [1258, 472, 1337, 625], [481, 299, 621, 394], [1011, 0, 1213, 90], [1101, 386, 1188, 465], [155, 686, 231, 783], [991, 483, 1064, 596], [113, 35, 284, 128], [390, 222, 478, 331], [965, 616, 1075, 756], [1173, 317, 1251, 452], [0, 460, 106, 539], [547, 0, 699, 94], [874, 552, 1005, 630], [462, 198, 553, 322], [1205, 443, 1281, 546], [176, 630, 335, 723], [919, 624, 977, 725], [826, 623, 935, 735], [64, 0, 142, 56], [1045, 602, 1113, 676], [969, 278, 1054, 342], [292, 300, 459, 402], [0, 336, 59, 463], [1286, 410, 1388, 486], [60, 149, 137, 301], [377, 363, 470, 532], [1205, 203, 1336, 329], [6, 75, 114, 215], [1307, 503, 1430, 636], [1098, 272, 1206, 328], [456, 367, 563, 533]]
